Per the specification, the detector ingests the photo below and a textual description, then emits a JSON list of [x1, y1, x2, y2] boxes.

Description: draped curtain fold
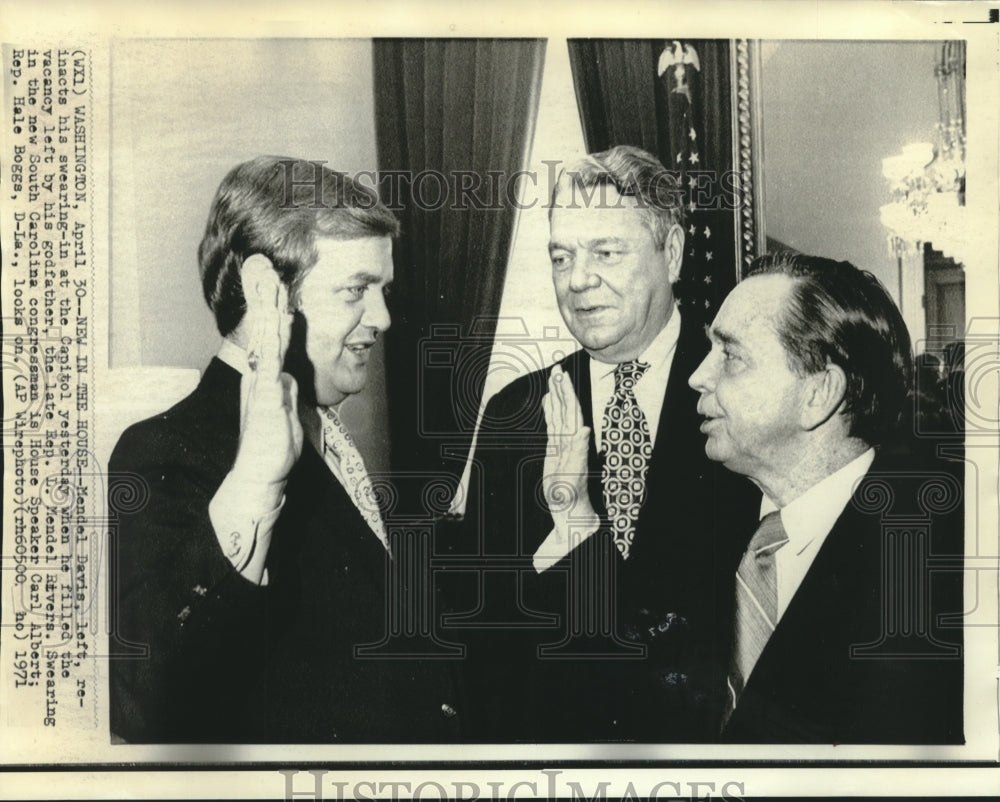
[[566, 39, 738, 325], [373, 39, 546, 487]]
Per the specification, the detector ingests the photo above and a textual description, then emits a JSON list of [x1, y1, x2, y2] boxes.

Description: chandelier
[[879, 41, 966, 264]]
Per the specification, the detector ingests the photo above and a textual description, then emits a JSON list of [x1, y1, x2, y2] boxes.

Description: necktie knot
[[748, 511, 789, 558], [321, 408, 354, 461], [614, 360, 650, 394]]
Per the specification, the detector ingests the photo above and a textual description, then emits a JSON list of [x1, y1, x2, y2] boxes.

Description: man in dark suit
[[109, 157, 462, 743], [689, 252, 964, 743], [455, 146, 758, 741]]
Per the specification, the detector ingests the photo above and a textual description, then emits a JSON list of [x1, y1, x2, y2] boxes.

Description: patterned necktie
[[726, 511, 789, 720], [601, 360, 653, 561], [319, 407, 389, 551]]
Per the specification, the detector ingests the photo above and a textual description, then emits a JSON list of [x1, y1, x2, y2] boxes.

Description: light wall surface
[[760, 40, 941, 305]]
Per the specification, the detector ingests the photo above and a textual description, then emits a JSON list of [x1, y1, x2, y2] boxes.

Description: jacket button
[[441, 703, 457, 718]]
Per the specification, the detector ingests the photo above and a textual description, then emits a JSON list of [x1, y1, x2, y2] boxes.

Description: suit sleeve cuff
[[533, 514, 601, 573]]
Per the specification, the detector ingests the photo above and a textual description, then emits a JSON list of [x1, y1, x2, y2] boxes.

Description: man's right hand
[[535, 364, 600, 571], [211, 255, 304, 584], [234, 255, 303, 491]]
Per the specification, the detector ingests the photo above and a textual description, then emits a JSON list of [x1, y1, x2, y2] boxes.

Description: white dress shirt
[[760, 448, 875, 620], [533, 305, 682, 572]]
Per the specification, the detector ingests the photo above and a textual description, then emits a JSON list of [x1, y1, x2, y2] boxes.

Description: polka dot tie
[[601, 360, 653, 561], [319, 407, 389, 551]]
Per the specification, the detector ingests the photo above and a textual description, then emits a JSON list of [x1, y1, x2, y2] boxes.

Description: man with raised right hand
[[459, 146, 758, 741], [110, 157, 463, 743]]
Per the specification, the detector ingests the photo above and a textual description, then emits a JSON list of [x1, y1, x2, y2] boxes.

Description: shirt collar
[[761, 448, 876, 554], [217, 338, 250, 374], [591, 303, 682, 380], [217, 339, 344, 427]]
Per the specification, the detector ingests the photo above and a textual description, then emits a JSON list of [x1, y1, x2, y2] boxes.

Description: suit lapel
[[739, 465, 876, 700], [562, 348, 594, 429], [628, 319, 709, 561], [561, 350, 606, 517], [265, 427, 390, 607], [648, 316, 708, 470]]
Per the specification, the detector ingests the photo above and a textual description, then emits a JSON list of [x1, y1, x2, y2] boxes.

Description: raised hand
[[212, 255, 303, 583], [233, 255, 303, 490], [542, 365, 599, 535]]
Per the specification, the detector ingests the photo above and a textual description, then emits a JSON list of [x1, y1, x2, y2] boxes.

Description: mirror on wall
[[737, 39, 966, 353]]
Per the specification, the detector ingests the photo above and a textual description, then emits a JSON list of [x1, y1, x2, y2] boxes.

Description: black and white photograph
[[0, 1, 997, 798]]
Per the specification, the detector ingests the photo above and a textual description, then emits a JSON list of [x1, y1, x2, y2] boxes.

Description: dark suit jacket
[[449, 315, 760, 741], [109, 358, 463, 743], [722, 451, 964, 744]]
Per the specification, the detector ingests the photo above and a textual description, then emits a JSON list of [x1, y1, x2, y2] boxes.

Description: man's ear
[[664, 223, 685, 285], [800, 363, 848, 431]]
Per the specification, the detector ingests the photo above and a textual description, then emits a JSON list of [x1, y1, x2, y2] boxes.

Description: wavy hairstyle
[[549, 144, 684, 250], [747, 252, 913, 446], [198, 156, 399, 336]]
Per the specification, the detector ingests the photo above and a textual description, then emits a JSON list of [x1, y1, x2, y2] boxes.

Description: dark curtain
[[373, 39, 546, 489], [567, 39, 738, 326]]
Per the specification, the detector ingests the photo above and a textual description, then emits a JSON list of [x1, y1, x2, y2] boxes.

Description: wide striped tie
[[725, 511, 788, 721]]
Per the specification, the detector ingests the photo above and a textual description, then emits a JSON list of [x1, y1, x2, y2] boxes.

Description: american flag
[[657, 40, 738, 326]]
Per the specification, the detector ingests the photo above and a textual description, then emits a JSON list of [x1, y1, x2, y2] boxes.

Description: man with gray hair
[[459, 145, 758, 741]]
